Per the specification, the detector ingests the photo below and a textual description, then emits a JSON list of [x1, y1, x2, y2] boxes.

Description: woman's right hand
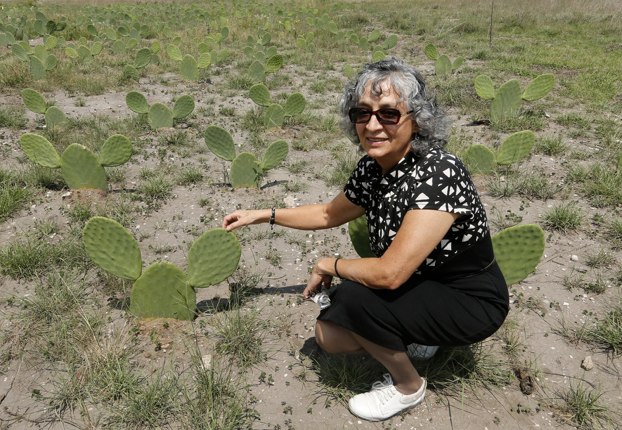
[[222, 210, 267, 231]]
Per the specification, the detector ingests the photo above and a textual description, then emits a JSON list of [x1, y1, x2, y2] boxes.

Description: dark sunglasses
[[349, 108, 414, 125]]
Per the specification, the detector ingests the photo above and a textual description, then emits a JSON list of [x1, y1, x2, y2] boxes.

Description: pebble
[[581, 356, 594, 371], [571, 255, 579, 261]]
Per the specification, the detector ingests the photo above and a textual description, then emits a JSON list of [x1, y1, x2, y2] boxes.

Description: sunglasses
[[349, 107, 414, 125]]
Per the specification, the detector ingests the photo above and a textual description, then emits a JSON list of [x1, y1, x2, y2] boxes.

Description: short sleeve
[[343, 155, 374, 209], [408, 154, 474, 219]]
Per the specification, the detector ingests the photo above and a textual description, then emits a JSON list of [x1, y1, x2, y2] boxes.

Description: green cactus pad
[[344, 64, 355, 79], [105, 28, 117, 40], [348, 215, 375, 258], [172, 95, 195, 119], [359, 37, 368, 51], [284, 93, 306, 117], [44, 54, 58, 71], [249, 84, 271, 107], [244, 45, 255, 57], [151, 41, 160, 54], [464, 144, 496, 174], [45, 36, 58, 50], [129, 262, 196, 320], [522, 74, 555, 102], [265, 54, 283, 73], [435, 55, 452, 76], [123, 65, 140, 82], [256, 52, 267, 65], [77, 45, 92, 59], [424, 44, 438, 60], [368, 29, 380, 43], [19, 133, 61, 168], [22, 89, 47, 114], [197, 52, 211, 69], [61, 144, 108, 191], [91, 42, 103, 56], [166, 43, 182, 61], [260, 140, 288, 171], [452, 57, 464, 71], [126, 91, 149, 114], [328, 21, 338, 34], [231, 152, 262, 188], [34, 45, 47, 62], [100, 135, 133, 167], [134, 48, 151, 68], [261, 33, 271, 45], [12, 44, 28, 61], [83, 216, 142, 281], [148, 103, 174, 130], [490, 79, 522, 121], [180, 55, 199, 81], [112, 40, 125, 54], [187, 228, 241, 288], [204, 125, 236, 161], [474, 75, 495, 100], [249, 60, 265, 82], [296, 37, 306, 50], [126, 38, 138, 50], [372, 50, 385, 63], [264, 104, 285, 128], [496, 130, 536, 165], [45, 106, 67, 129], [383, 34, 398, 50], [350, 34, 359, 44], [29, 56, 46, 80], [492, 224, 545, 285]]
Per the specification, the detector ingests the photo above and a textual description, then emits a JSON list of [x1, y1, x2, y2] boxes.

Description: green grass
[[586, 303, 622, 356], [212, 308, 268, 368], [543, 201, 583, 232], [557, 381, 616, 429], [0, 182, 29, 222], [0, 107, 27, 128]]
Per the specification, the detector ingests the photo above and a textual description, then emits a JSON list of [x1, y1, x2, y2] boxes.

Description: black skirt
[[317, 235, 509, 351]]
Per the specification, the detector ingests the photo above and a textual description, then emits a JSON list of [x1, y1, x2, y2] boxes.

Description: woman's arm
[[303, 209, 460, 297], [222, 191, 366, 231]]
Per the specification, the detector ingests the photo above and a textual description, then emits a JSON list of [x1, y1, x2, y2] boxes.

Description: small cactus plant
[[83, 217, 241, 320], [348, 217, 544, 285], [464, 130, 536, 174], [166, 43, 212, 82], [19, 133, 132, 192], [424, 44, 464, 76], [248, 54, 283, 83], [248, 84, 305, 128], [474, 74, 555, 121], [204, 125, 288, 189], [125, 91, 194, 130], [22, 89, 67, 129]]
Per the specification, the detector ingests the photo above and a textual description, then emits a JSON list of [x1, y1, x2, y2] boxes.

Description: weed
[[557, 382, 615, 429], [489, 207, 523, 230], [0, 182, 29, 222], [534, 134, 568, 156], [177, 166, 204, 185], [586, 303, 622, 356], [213, 308, 268, 367], [0, 107, 27, 128], [138, 175, 174, 201], [584, 249, 616, 269], [543, 202, 583, 232], [325, 151, 359, 187]]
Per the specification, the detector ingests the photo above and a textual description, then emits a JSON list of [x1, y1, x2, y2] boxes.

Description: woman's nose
[[365, 113, 383, 131]]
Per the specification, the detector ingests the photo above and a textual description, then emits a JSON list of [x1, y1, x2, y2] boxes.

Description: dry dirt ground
[[1, 52, 621, 430]]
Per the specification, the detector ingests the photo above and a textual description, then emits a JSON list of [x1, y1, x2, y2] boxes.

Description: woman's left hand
[[303, 258, 334, 299]]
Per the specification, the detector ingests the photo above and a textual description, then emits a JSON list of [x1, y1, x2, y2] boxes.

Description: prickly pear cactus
[[60, 144, 108, 191], [264, 104, 285, 128], [492, 224, 545, 285], [496, 130, 535, 165], [465, 144, 496, 174], [83, 218, 241, 320], [265, 54, 283, 73], [435, 55, 452, 76], [249, 84, 271, 107], [172, 95, 195, 119], [19, 133, 61, 168], [148, 103, 174, 129], [284, 93, 306, 117], [99, 135, 133, 167], [126, 91, 150, 114], [522, 74, 555, 101], [260, 140, 288, 171], [180, 54, 199, 81], [490, 79, 522, 121], [231, 152, 262, 188], [44, 106, 67, 129], [22, 89, 47, 114], [204, 125, 236, 161], [348, 215, 376, 258]]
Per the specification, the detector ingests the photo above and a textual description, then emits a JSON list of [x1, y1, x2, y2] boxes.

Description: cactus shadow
[[260, 179, 288, 189]]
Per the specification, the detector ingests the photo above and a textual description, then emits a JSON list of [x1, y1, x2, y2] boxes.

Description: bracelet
[[334, 258, 342, 279], [270, 207, 276, 230]]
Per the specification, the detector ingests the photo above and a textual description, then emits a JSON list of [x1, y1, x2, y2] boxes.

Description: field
[[1, 0, 622, 428]]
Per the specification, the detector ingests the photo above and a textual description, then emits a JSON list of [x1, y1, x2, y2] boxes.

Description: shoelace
[[371, 373, 394, 391]]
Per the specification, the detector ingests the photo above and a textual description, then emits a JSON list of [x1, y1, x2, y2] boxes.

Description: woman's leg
[[315, 321, 424, 395]]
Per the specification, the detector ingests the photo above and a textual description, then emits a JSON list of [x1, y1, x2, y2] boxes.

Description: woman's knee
[[315, 321, 362, 354]]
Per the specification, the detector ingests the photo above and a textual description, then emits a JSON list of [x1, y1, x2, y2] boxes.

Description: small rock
[[202, 354, 212, 370], [283, 196, 296, 208], [581, 356, 594, 371], [144, 352, 152, 359], [61, 191, 72, 199], [571, 255, 579, 261]]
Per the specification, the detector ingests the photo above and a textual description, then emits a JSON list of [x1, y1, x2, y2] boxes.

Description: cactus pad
[[435, 55, 452, 76], [260, 140, 288, 171], [474, 75, 495, 100], [134, 48, 151, 68], [345, 64, 355, 79], [19, 133, 61, 168], [492, 224, 545, 285], [231, 152, 262, 188], [284, 93, 306, 117], [45, 54, 58, 71], [265, 54, 283, 73], [22, 89, 47, 114], [348, 215, 375, 258], [248, 60, 265, 82], [129, 262, 196, 320], [496, 130, 535, 165], [12, 44, 28, 61], [172, 95, 195, 119], [126, 91, 149, 114], [204, 125, 236, 161], [264, 104, 285, 128], [490, 79, 522, 121], [424, 44, 438, 60], [148, 103, 174, 130], [180, 54, 199, 81], [83, 216, 142, 281], [45, 106, 67, 129], [61, 144, 108, 191], [452, 57, 464, 71], [522, 74, 555, 101], [123, 65, 140, 82], [166, 43, 182, 62], [112, 40, 125, 54], [372, 50, 385, 63], [99, 135, 133, 167], [91, 42, 103, 56], [465, 144, 496, 174], [197, 52, 211, 69], [383, 34, 398, 50], [368, 29, 380, 43], [249, 84, 271, 107], [187, 228, 241, 288], [30, 56, 46, 80]]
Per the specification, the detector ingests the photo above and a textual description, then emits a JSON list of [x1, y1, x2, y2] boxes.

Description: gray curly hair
[[339, 57, 451, 157]]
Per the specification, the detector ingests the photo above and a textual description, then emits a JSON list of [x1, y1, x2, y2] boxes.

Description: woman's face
[[355, 80, 417, 174]]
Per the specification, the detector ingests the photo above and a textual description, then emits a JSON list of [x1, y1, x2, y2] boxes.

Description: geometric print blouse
[[344, 149, 490, 276]]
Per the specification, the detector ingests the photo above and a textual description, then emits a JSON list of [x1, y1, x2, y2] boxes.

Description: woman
[[222, 58, 508, 422]]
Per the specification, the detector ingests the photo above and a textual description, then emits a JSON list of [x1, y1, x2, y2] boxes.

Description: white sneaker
[[348, 374, 426, 421], [406, 344, 439, 360]]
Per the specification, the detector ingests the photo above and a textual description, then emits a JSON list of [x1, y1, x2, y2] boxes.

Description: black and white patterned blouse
[[344, 149, 489, 275]]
